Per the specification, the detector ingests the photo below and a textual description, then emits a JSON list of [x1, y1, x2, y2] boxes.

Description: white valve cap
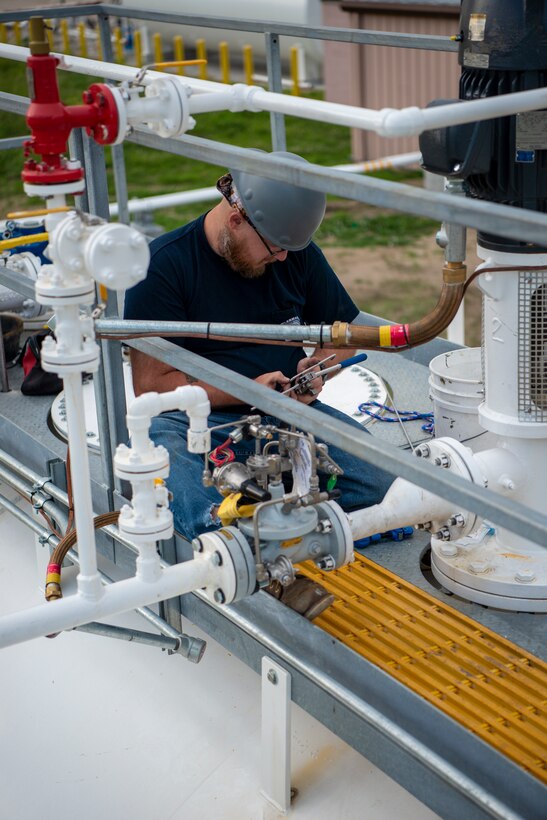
[[84, 223, 150, 290]]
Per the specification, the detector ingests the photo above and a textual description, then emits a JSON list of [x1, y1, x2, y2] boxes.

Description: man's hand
[[254, 370, 290, 392], [294, 356, 323, 405]]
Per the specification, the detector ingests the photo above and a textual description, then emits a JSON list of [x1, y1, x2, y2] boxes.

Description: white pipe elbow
[[377, 106, 426, 138]]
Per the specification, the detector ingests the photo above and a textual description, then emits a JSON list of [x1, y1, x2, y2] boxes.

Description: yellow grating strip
[[299, 554, 547, 784]]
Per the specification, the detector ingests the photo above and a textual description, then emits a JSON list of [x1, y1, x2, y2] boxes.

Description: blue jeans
[[149, 401, 394, 541]]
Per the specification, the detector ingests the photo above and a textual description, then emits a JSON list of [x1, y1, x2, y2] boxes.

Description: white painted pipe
[[3, 42, 547, 137], [349, 478, 455, 542], [57, 354, 103, 601], [127, 385, 211, 455], [110, 187, 220, 216], [108, 153, 422, 217], [0, 552, 216, 649]]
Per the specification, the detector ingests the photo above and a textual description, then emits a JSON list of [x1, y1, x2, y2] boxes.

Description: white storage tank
[[119, 0, 324, 81]]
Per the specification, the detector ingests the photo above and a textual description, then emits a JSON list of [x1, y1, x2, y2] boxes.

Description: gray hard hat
[[230, 152, 326, 251]]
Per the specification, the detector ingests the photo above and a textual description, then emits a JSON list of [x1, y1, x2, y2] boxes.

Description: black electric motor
[[420, 0, 547, 252]]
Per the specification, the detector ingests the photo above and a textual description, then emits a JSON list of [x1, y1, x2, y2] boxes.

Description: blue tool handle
[[339, 353, 368, 369]]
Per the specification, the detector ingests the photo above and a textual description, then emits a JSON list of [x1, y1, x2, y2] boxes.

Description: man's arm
[[130, 349, 290, 408]]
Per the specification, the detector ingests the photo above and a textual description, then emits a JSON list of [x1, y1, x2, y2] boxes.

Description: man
[[124, 151, 393, 615]]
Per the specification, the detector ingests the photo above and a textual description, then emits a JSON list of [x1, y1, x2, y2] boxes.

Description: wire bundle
[[209, 437, 235, 467]]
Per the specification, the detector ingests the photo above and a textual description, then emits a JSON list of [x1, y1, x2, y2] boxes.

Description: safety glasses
[[216, 173, 285, 257]]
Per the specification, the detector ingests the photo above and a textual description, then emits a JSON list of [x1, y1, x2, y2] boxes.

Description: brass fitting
[[331, 321, 349, 347], [29, 17, 50, 56], [443, 261, 467, 284]]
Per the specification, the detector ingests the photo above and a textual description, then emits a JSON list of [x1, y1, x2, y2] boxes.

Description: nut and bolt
[[433, 527, 451, 541], [515, 569, 535, 583], [267, 669, 278, 685], [440, 544, 458, 557], [213, 588, 225, 604], [469, 561, 489, 574], [448, 514, 465, 527], [317, 555, 336, 571], [415, 444, 430, 459], [434, 453, 451, 468], [192, 537, 203, 553]]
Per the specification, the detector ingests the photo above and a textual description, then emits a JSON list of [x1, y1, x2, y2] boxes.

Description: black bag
[[19, 330, 63, 396]]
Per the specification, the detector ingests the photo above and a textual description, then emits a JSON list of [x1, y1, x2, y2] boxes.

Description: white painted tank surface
[[119, 0, 324, 80]]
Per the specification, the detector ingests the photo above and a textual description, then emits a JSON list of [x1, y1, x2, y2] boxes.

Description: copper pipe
[[348, 262, 467, 350]]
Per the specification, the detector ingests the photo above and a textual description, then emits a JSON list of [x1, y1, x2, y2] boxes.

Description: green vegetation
[[0, 58, 432, 244], [315, 211, 437, 248]]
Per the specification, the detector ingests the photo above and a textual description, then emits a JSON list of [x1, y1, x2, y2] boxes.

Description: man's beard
[[218, 226, 267, 279]]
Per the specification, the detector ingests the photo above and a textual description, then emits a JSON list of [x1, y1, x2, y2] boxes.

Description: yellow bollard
[[0, 24, 7, 44], [219, 41, 230, 84], [290, 45, 301, 96], [243, 44, 253, 86], [134, 29, 143, 67], [45, 20, 54, 50], [13, 21, 21, 46], [78, 22, 87, 59], [196, 39, 208, 80], [61, 19, 69, 53], [174, 35, 184, 75], [114, 26, 124, 63], [153, 32, 163, 65]]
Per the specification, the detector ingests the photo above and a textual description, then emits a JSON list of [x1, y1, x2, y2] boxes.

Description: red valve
[[22, 18, 120, 187]]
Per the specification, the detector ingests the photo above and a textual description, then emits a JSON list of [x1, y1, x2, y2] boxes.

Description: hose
[[45, 510, 120, 601]]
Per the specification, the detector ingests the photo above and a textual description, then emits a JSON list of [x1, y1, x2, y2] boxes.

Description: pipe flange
[[316, 500, 354, 568], [144, 78, 194, 137], [117, 504, 173, 543], [192, 526, 257, 604], [114, 442, 170, 481], [35, 263, 95, 305], [40, 335, 100, 374]]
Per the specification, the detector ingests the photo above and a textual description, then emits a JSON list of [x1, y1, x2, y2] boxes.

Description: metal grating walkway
[[300, 554, 547, 784]]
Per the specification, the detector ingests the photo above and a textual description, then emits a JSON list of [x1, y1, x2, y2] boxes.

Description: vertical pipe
[[265, 32, 287, 152], [243, 44, 254, 86], [97, 14, 112, 63], [0, 24, 7, 44], [134, 29, 143, 68], [290, 46, 300, 97], [219, 41, 230, 84], [13, 21, 21, 47], [62, 371, 102, 599], [45, 20, 54, 50], [79, 131, 118, 504], [173, 35, 184, 75], [114, 26, 124, 64], [153, 32, 163, 65], [78, 23, 87, 59], [196, 38, 207, 80], [61, 19, 69, 54]]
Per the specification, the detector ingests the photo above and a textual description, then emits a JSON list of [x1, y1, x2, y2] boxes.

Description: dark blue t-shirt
[[124, 214, 358, 380]]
